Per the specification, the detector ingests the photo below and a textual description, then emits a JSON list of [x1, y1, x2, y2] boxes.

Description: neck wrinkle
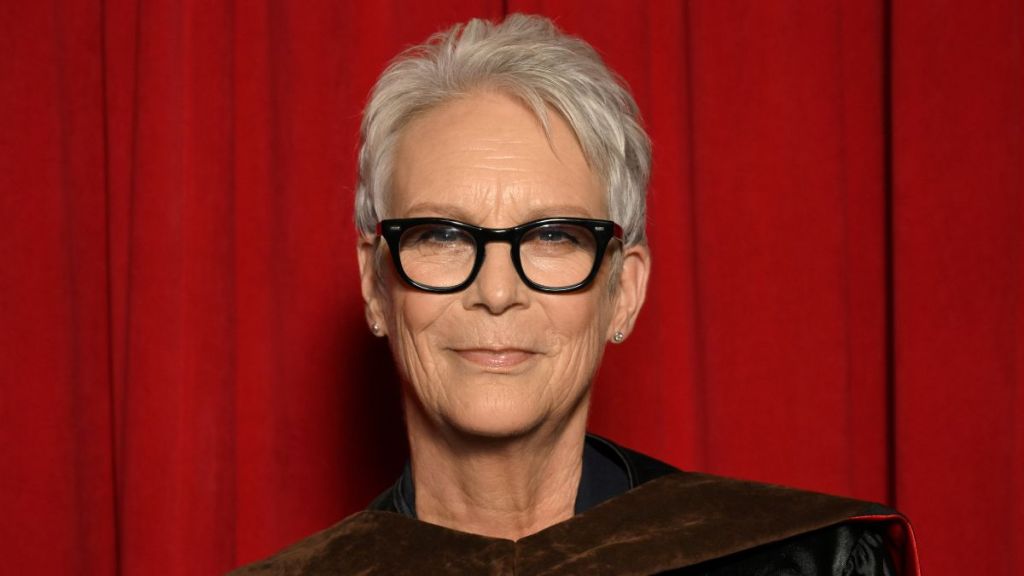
[[403, 392, 590, 541]]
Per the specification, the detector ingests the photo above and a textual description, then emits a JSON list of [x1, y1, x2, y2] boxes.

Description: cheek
[[542, 291, 615, 389], [385, 289, 454, 390]]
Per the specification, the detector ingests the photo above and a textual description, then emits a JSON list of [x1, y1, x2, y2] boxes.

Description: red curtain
[[1, 1, 1020, 574]]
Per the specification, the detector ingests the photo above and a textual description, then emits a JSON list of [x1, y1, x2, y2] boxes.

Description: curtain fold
[[1, 1, 1019, 574], [891, 1, 1023, 573]]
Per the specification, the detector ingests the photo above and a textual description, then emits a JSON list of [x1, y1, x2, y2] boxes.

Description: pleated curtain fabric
[[0, 1, 1020, 574]]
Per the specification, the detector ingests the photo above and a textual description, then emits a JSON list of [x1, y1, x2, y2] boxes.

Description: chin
[[442, 391, 548, 440]]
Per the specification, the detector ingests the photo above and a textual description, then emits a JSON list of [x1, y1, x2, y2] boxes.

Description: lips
[[454, 348, 536, 368]]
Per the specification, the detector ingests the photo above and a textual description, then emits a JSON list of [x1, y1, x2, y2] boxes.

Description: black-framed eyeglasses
[[376, 217, 623, 293]]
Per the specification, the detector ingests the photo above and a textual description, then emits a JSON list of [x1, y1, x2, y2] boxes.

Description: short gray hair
[[354, 13, 651, 246]]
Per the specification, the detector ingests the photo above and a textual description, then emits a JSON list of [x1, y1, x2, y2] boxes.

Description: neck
[[404, 396, 589, 541]]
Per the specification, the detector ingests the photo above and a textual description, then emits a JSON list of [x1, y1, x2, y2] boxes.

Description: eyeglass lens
[[397, 222, 599, 290]]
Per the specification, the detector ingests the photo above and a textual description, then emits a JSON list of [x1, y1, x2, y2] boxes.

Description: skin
[[357, 91, 651, 540]]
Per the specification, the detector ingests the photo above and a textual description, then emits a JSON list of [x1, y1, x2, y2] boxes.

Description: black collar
[[376, 433, 672, 518]]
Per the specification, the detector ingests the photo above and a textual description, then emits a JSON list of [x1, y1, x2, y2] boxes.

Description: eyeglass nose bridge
[[461, 226, 532, 291]]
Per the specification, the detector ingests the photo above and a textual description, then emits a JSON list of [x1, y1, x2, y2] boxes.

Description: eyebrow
[[402, 202, 476, 221], [401, 201, 598, 223]]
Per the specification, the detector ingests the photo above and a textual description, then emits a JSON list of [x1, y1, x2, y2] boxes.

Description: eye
[[415, 227, 462, 244], [534, 226, 582, 245], [401, 224, 475, 254]]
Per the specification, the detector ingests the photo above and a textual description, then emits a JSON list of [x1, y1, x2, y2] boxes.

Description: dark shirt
[[373, 434, 635, 518]]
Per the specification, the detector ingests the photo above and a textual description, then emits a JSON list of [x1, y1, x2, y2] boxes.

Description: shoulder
[[228, 508, 519, 575], [663, 519, 894, 575], [573, 436, 912, 575], [225, 512, 372, 576], [519, 469, 906, 574]]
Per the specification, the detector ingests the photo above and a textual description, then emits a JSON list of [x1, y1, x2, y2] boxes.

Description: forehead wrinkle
[[465, 161, 531, 173], [472, 157, 531, 166], [403, 202, 479, 222], [454, 125, 569, 170]]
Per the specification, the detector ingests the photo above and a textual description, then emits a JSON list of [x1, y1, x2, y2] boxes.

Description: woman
[[234, 14, 916, 575]]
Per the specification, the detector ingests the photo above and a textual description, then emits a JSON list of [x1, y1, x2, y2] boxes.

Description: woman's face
[[358, 91, 649, 439]]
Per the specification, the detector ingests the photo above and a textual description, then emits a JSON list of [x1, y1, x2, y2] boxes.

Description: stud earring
[[371, 322, 381, 335], [612, 331, 625, 343]]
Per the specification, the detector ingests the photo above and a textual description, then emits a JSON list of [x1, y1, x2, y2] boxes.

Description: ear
[[607, 244, 651, 342], [357, 234, 389, 336]]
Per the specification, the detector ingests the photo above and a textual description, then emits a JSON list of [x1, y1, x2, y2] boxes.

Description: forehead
[[389, 91, 605, 224]]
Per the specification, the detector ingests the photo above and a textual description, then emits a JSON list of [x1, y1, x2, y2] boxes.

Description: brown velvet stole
[[230, 472, 883, 575]]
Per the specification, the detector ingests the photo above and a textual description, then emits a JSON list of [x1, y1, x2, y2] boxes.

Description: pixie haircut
[[354, 13, 652, 247]]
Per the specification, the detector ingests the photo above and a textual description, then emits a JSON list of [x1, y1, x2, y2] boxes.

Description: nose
[[462, 242, 529, 314]]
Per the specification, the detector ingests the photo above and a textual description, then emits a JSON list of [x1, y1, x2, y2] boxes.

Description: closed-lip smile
[[453, 348, 536, 368]]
